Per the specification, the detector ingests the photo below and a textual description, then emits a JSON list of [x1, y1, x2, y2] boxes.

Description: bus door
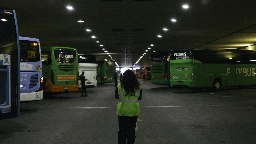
[[0, 54, 11, 114]]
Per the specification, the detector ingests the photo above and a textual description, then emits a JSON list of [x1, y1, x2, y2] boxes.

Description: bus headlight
[[40, 77, 44, 83], [20, 85, 26, 88]]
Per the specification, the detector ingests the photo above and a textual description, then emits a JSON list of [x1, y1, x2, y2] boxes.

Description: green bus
[[41, 46, 79, 92], [169, 49, 256, 90], [151, 51, 170, 85], [97, 59, 116, 84]]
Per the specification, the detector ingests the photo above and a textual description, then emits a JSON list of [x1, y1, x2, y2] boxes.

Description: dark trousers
[[81, 85, 86, 95], [118, 116, 138, 144]]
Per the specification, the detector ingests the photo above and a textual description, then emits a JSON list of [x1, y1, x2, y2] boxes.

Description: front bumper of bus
[[20, 90, 43, 101], [170, 80, 194, 87], [46, 84, 79, 92], [151, 78, 168, 85]]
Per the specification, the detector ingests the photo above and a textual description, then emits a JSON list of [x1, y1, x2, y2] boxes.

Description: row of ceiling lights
[[65, 3, 189, 68], [65, 4, 119, 66], [133, 3, 190, 67]]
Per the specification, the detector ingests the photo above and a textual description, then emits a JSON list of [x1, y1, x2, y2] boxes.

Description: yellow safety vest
[[116, 83, 141, 117]]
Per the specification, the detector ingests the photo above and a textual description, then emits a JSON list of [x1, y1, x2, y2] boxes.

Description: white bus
[[78, 54, 98, 88], [19, 36, 43, 101]]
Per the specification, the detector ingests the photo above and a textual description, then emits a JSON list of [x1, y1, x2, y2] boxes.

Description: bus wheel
[[213, 79, 221, 90]]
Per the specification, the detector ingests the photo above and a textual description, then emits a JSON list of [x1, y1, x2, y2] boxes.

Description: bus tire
[[213, 78, 222, 90]]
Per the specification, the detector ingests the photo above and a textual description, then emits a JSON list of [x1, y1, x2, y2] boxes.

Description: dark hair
[[121, 69, 140, 95]]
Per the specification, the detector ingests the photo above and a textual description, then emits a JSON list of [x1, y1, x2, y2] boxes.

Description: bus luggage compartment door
[[0, 55, 11, 114]]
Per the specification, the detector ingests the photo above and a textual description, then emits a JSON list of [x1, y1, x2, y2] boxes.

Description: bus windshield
[[20, 40, 40, 62], [54, 50, 76, 64]]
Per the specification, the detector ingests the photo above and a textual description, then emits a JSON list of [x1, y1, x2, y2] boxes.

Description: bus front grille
[[29, 74, 38, 89], [58, 65, 75, 70]]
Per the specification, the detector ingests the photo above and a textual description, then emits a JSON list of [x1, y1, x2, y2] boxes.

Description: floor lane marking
[[71, 105, 228, 109], [71, 107, 112, 109], [143, 106, 183, 108]]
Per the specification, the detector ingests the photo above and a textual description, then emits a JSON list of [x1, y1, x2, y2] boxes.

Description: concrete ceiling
[[2, 0, 256, 68]]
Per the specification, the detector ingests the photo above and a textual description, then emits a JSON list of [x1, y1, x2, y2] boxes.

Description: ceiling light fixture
[[182, 4, 190, 9], [163, 28, 168, 31], [66, 5, 74, 11], [85, 29, 91, 32], [1, 19, 7, 22], [78, 20, 84, 23], [171, 18, 177, 23], [157, 35, 162, 38]]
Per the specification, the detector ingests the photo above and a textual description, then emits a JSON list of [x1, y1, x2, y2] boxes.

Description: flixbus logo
[[227, 67, 256, 76], [174, 52, 186, 56], [236, 68, 256, 76]]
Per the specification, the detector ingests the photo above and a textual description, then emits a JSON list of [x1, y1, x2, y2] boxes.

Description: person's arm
[[115, 87, 119, 99], [138, 89, 142, 100]]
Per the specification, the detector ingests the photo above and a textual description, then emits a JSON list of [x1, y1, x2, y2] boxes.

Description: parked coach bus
[[97, 59, 116, 84], [78, 54, 98, 88], [19, 36, 43, 101], [169, 49, 256, 90], [0, 8, 20, 117], [151, 51, 170, 85], [41, 46, 79, 92]]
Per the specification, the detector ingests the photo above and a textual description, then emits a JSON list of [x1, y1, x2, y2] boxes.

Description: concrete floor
[[1, 80, 256, 144]]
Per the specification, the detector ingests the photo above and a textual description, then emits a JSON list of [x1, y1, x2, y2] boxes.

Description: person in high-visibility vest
[[115, 69, 142, 144]]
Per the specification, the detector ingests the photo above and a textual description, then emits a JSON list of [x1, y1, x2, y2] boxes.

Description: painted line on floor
[[72, 106, 183, 109], [142, 106, 183, 108], [71, 107, 112, 109], [71, 105, 228, 109]]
